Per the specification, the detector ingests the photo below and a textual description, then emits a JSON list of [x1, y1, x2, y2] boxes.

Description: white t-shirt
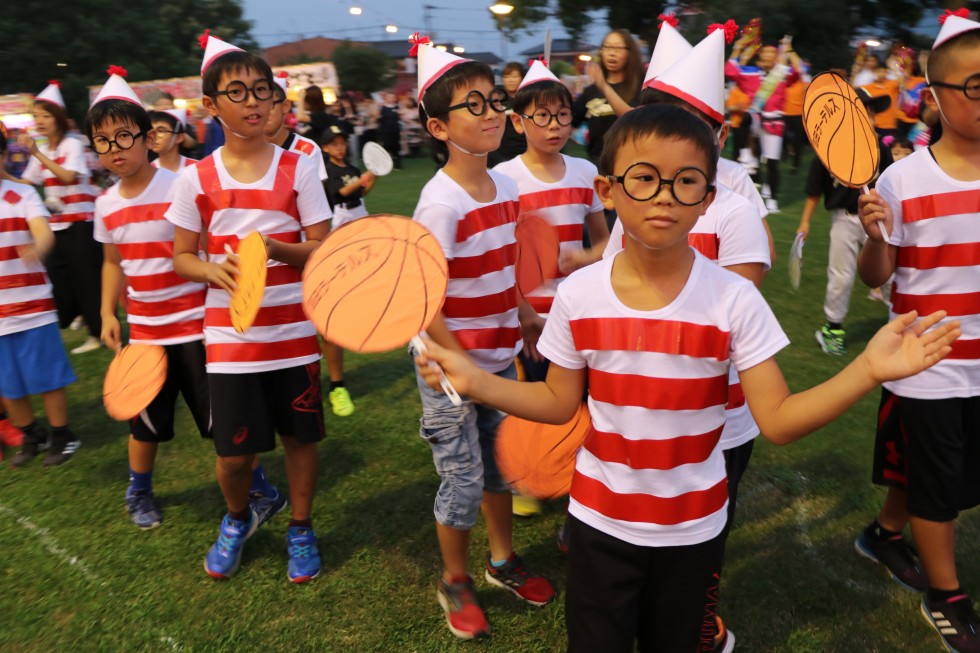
[[538, 252, 788, 547], [165, 147, 331, 373], [493, 154, 604, 316], [717, 157, 768, 219], [0, 181, 56, 336], [94, 169, 206, 345], [151, 156, 197, 172], [878, 149, 980, 398], [413, 169, 522, 373], [22, 137, 96, 230]]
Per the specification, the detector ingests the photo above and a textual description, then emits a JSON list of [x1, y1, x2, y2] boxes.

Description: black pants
[[566, 516, 726, 653], [381, 130, 401, 169], [45, 221, 102, 339]]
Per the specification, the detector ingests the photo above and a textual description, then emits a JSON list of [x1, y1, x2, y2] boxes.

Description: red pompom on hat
[[198, 29, 211, 49], [198, 29, 245, 75], [408, 32, 431, 58], [92, 64, 141, 107], [274, 70, 290, 93], [933, 9, 980, 49], [643, 19, 692, 88], [707, 19, 739, 45], [106, 65, 128, 77], [658, 12, 679, 29], [940, 7, 970, 24]]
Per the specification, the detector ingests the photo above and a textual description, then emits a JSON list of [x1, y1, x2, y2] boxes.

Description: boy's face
[[892, 144, 912, 161], [322, 135, 347, 161], [502, 70, 522, 95], [925, 46, 980, 140], [513, 98, 571, 155], [91, 117, 149, 178], [427, 77, 506, 156], [148, 119, 181, 155], [264, 94, 291, 138], [595, 134, 714, 253], [202, 67, 273, 139]]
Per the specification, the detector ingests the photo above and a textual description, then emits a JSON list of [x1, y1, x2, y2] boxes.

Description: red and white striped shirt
[[414, 169, 522, 373], [283, 132, 328, 182], [21, 136, 96, 230], [493, 154, 604, 316], [165, 147, 332, 373], [538, 253, 788, 546], [879, 149, 980, 399], [94, 169, 206, 345], [0, 181, 56, 336], [151, 156, 197, 172]]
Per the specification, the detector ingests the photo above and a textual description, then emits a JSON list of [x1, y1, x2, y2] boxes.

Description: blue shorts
[[414, 356, 515, 530], [0, 323, 76, 399]]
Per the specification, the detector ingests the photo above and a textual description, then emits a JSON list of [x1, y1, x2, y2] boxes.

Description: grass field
[[1, 145, 977, 653]]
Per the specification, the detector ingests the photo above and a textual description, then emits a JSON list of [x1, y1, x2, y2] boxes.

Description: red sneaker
[[436, 576, 490, 640], [484, 552, 556, 606], [0, 420, 23, 461]]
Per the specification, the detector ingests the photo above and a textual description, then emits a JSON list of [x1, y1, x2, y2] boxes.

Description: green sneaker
[[816, 325, 845, 356], [329, 387, 355, 417]]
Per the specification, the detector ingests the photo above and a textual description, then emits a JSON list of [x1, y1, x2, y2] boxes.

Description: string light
[[386, 24, 398, 33], [349, 5, 362, 15]]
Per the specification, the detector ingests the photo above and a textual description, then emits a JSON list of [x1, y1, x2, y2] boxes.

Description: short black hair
[[201, 50, 274, 98], [147, 110, 182, 133], [511, 80, 573, 115], [84, 99, 152, 143], [598, 103, 719, 184], [928, 29, 980, 83], [418, 60, 496, 160], [636, 87, 723, 132]]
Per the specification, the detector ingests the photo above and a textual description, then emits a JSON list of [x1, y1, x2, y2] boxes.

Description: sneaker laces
[[217, 519, 248, 554], [443, 578, 478, 609]]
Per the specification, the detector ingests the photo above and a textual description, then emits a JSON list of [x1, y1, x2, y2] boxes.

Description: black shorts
[[131, 340, 211, 443], [872, 388, 980, 521], [209, 361, 324, 457], [565, 516, 725, 653]]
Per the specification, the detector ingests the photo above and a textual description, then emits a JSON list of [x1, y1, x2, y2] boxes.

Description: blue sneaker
[[249, 488, 288, 528], [204, 511, 257, 579], [286, 526, 321, 583], [126, 488, 163, 530]]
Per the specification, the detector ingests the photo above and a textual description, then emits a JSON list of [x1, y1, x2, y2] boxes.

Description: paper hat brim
[[201, 35, 246, 75], [163, 108, 188, 128], [643, 22, 694, 88], [274, 75, 288, 93], [417, 43, 469, 101], [518, 60, 561, 89], [648, 28, 725, 124], [35, 83, 65, 109], [92, 74, 142, 107], [933, 14, 980, 49]]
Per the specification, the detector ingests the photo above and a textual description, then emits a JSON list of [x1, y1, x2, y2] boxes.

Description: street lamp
[[489, 2, 514, 60]]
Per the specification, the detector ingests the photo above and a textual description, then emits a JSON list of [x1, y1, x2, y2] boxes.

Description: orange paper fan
[[103, 344, 168, 420]]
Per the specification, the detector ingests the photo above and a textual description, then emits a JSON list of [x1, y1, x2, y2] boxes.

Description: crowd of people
[[0, 9, 978, 653]]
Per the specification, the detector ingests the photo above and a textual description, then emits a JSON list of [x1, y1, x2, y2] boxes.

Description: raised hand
[[863, 311, 960, 383]]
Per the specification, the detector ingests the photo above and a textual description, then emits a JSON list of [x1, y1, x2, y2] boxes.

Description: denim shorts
[[414, 359, 516, 530]]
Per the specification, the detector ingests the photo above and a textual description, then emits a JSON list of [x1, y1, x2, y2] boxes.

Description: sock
[[927, 587, 964, 604], [490, 554, 511, 568], [129, 468, 153, 494], [330, 380, 346, 391], [869, 520, 902, 540], [229, 509, 251, 522], [51, 425, 71, 442], [249, 463, 276, 496], [289, 518, 312, 529], [828, 322, 843, 331], [20, 421, 43, 441]]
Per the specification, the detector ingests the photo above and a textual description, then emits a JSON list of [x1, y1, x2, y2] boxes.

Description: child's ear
[[510, 112, 526, 135], [175, 132, 186, 146], [699, 187, 716, 216], [594, 174, 616, 210], [426, 116, 450, 143], [202, 95, 219, 118]]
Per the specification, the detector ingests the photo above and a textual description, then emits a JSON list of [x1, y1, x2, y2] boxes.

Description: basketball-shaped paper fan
[[103, 344, 168, 420], [803, 72, 880, 188], [302, 215, 448, 352], [514, 212, 560, 297], [229, 231, 268, 333], [495, 402, 591, 499]]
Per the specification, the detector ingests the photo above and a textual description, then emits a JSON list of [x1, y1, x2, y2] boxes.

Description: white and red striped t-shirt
[[0, 181, 56, 336], [414, 169, 522, 373], [94, 169, 206, 346], [493, 154, 604, 316], [879, 149, 980, 399], [538, 253, 788, 546], [283, 132, 328, 182], [21, 136, 96, 230], [165, 147, 332, 373], [151, 156, 197, 172]]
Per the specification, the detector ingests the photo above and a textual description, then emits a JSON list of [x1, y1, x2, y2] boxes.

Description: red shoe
[[0, 420, 23, 461], [436, 576, 490, 640], [484, 552, 556, 606]]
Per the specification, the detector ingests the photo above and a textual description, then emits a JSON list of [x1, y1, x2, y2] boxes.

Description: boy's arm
[[100, 243, 125, 352], [724, 262, 766, 288], [416, 337, 585, 424], [857, 189, 898, 287], [741, 310, 958, 444], [796, 195, 821, 240], [265, 220, 330, 268], [173, 226, 237, 293], [424, 312, 467, 355], [560, 210, 610, 273], [22, 215, 54, 264]]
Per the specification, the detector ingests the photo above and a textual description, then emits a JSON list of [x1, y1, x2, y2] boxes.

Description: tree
[[332, 42, 396, 96], [0, 0, 255, 123]]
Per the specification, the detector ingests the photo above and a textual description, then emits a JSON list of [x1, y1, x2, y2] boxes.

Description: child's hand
[[863, 310, 960, 383], [206, 258, 238, 294], [360, 171, 375, 186], [795, 221, 810, 241], [101, 315, 122, 353], [16, 243, 41, 266], [414, 337, 478, 396], [858, 189, 893, 242], [520, 312, 546, 362], [17, 132, 38, 156], [559, 248, 589, 275]]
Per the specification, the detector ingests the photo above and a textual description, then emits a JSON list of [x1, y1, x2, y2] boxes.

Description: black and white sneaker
[[43, 432, 79, 467], [921, 595, 980, 653], [854, 523, 927, 592]]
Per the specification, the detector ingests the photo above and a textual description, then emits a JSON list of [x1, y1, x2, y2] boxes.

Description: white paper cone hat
[[519, 59, 560, 89], [163, 108, 188, 129], [648, 21, 734, 124], [410, 33, 469, 101], [274, 70, 289, 94], [643, 18, 693, 89], [199, 29, 245, 75], [933, 10, 980, 49], [35, 81, 65, 108], [92, 66, 142, 107]]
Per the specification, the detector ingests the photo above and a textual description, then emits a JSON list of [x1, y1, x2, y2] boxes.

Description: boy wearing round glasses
[[147, 110, 197, 172]]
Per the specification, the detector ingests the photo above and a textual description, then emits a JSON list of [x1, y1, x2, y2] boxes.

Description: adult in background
[[571, 28, 643, 165], [378, 92, 402, 170], [488, 62, 528, 167], [299, 85, 334, 144]]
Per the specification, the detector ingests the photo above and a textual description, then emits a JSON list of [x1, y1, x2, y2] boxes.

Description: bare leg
[[281, 436, 317, 521], [910, 517, 959, 590], [39, 388, 68, 427], [481, 491, 514, 563], [215, 454, 254, 514], [877, 486, 910, 533], [322, 341, 344, 383], [437, 522, 471, 581], [129, 437, 158, 474], [3, 397, 35, 428]]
